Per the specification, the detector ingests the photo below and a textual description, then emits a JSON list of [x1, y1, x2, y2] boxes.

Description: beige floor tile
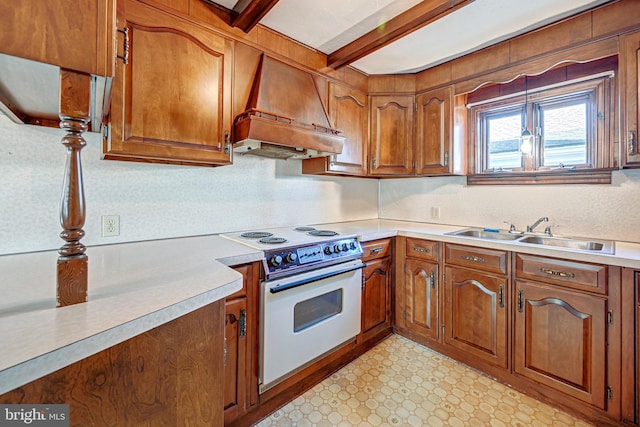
[[255, 335, 595, 427]]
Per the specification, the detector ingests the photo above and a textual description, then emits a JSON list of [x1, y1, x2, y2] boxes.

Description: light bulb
[[520, 129, 533, 154]]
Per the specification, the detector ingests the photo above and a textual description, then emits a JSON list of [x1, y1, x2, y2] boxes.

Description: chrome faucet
[[526, 216, 549, 233]]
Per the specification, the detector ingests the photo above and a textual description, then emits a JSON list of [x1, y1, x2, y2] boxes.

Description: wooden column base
[[56, 255, 88, 307]]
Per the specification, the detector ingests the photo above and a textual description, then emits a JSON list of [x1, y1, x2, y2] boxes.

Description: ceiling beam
[[327, 0, 475, 70], [231, 0, 280, 32]]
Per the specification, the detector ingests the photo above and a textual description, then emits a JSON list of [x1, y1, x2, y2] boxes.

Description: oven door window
[[293, 289, 343, 333]]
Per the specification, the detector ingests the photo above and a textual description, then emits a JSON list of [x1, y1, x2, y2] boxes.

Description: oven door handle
[[269, 263, 365, 294]]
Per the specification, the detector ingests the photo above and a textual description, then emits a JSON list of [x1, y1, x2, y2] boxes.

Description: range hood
[[233, 55, 345, 160]]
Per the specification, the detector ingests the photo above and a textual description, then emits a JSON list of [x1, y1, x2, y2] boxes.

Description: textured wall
[[0, 116, 379, 255], [379, 172, 640, 243]]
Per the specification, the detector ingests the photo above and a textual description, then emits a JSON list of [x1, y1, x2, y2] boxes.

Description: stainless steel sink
[[447, 228, 523, 241], [517, 235, 614, 254]]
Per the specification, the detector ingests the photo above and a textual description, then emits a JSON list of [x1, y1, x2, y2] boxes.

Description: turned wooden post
[[57, 70, 91, 307]]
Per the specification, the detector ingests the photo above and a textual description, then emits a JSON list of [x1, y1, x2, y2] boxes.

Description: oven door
[[260, 259, 363, 393]]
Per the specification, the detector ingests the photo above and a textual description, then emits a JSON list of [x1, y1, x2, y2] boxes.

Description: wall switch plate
[[102, 215, 120, 237], [431, 207, 441, 219]]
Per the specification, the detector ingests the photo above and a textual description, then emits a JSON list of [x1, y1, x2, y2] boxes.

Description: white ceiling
[[217, 0, 613, 75]]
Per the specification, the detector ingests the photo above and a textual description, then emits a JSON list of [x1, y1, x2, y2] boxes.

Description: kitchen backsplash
[[2, 113, 640, 255], [379, 171, 640, 243], [0, 115, 378, 255]]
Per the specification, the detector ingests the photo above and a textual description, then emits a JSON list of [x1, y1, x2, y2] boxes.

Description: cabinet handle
[[540, 267, 575, 278], [444, 150, 449, 167], [517, 289, 523, 313], [370, 247, 384, 254], [117, 27, 130, 64], [498, 285, 504, 308], [239, 308, 247, 337], [411, 246, 430, 254], [629, 130, 637, 156], [461, 255, 485, 263], [224, 131, 230, 154], [430, 269, 436, 289]]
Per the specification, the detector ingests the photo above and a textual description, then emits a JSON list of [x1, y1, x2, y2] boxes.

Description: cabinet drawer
[[515, 253, 607, 294], [445, 244, 508, 275], [361, 239, 392, 261], [405, 238, 438, 261]]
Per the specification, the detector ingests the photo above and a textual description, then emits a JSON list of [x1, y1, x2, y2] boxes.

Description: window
[[468, 68, 615, 185]]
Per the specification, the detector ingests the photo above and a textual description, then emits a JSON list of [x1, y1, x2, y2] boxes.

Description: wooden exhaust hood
[[233, 55, 345, 159]]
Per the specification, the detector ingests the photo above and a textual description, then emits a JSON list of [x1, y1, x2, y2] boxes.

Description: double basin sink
[[446, 228, 615, 254]]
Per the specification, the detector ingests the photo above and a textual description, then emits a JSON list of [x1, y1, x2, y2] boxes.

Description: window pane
[[542, 103, 587, 166], [486, 113, 521, 170]]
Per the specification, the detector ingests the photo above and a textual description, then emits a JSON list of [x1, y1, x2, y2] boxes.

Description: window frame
[[467, 73, 615, 185]]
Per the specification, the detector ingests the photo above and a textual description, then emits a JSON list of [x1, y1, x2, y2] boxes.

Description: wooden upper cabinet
[[302, 82, 368, 176], [0, 0, 115, 76], [621, 30, 640, 168], [415, 86, 453, 175], [105, 0, 233, 166], [369, 95, 414, 176]]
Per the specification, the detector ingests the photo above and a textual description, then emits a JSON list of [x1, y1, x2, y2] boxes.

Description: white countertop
[[2, 219, 640, 395], [0, 234, 263, 395]]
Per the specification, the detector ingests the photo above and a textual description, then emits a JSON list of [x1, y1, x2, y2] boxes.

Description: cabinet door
[[404, 258, 439, 340], [303, 82, 368, 176], [369, 95, 414, 175], [106, 0, 232, 166], [621, 31, 640, 167], [224, 297, 248, 423], [444, 266, 508, 368], [514, 280, 607, 409], [360, 257, 392, 342], [415, 87, 453, 175], [0, 0, 115, 76]]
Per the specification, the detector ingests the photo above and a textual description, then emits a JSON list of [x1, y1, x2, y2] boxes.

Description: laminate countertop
[[0, 234, 263, 395], [2, 219, 640, 395]]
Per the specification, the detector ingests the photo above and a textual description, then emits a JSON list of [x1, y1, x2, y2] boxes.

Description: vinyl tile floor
[[255, 334, 595, 427]]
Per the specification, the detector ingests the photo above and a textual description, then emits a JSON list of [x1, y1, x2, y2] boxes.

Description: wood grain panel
[[510, 13, 592, 63], [592, 0, 640, 38], [515, 254, 607, 294], [514, 281, 606, 409], [0, 301, 225, 426], [0, 0, 113, 75], [451, 43, 510, 82], [444, 266, 508, 368]]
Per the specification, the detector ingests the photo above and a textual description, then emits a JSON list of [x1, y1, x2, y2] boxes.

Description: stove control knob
[[342, 243, 349, 251], [350, 242, 357, 250], [285, 252, 298, 263], [324, 246, 332, 255], [333, 244, 341, 253], [270, 255, 283, 267]]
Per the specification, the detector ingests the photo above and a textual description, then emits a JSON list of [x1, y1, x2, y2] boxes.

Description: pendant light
[[520, 75, 533, 154]]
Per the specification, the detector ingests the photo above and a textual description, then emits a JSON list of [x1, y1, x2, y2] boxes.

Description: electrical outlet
[[102, 215, 120, 237], [431, 207, 441, 219]]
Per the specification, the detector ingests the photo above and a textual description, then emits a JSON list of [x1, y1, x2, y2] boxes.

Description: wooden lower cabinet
[[404, 257, 439, 340], [224, 262, 259, 425], [0, 301, 225, 426], [359, 239, 393, 344], [443, 265, 508, 369], [442, 244, 509, 369], [513, 280, 607, 409]]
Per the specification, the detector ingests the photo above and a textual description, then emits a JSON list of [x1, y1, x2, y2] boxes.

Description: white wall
[[0, 115, 379, 255], [3, 112, 640, 256], [379, 172, 640, 243]]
